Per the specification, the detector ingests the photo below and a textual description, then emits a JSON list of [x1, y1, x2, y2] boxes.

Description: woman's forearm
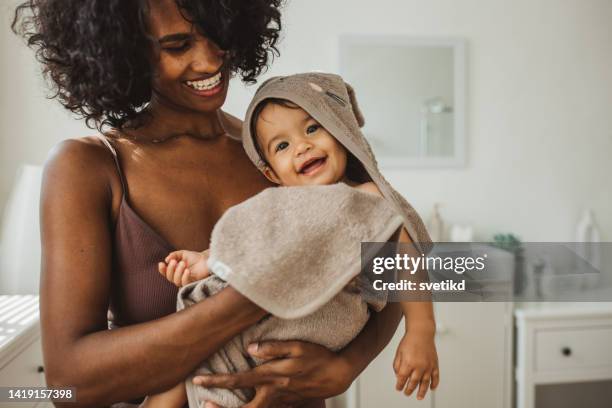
[[46, 287, 265, 408], [338, 302, 402, 380]]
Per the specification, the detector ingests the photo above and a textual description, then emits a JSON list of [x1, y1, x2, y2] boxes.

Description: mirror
[[339, 36, 466, 167]]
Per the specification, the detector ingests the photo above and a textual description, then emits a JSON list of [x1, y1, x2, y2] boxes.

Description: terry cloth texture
[[242, 72, 433, 255], [178, 183, 404, 408]]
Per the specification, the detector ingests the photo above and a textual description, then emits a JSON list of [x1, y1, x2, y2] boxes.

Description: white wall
[[0, 0, 90, 216], [2, 0, 611, 245]]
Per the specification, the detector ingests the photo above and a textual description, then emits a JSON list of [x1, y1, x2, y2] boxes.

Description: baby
[[142, 73, 439, 408]]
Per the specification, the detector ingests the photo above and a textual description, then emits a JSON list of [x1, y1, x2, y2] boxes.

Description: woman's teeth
[[186, 72, 222, 90]]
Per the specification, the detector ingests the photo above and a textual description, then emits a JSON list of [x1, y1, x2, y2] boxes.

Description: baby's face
[[255, 103, 348, 187]]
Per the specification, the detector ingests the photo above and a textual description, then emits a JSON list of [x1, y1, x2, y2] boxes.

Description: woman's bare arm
[[191, 304, 402, 408], [40, 139, 265, 407]]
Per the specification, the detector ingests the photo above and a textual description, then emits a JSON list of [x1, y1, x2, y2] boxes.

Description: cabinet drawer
[[535, 326, 612, 372], [0, 337, 44, 387]]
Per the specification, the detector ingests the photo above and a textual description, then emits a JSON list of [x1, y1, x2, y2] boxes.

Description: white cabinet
[[0, 337, 44, 389], [337, 243, 515, 408], [351, 302, 513, 408], [0, 295, 44, 408], [515, 303, 612, 408]]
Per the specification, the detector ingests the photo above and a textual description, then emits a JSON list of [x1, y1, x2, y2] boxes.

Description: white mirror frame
[[339, 36, 467, 168]]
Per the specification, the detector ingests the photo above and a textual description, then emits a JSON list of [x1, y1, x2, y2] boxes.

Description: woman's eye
[[163, 42, 190, 52], [306, 124, 320, 134], [275, 141, 289, 152]]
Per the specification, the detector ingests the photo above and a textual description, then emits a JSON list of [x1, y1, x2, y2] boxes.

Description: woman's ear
[[262, 166, 282, 185]]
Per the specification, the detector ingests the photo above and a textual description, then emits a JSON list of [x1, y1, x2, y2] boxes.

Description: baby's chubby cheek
[[330, 155, 348, 183]]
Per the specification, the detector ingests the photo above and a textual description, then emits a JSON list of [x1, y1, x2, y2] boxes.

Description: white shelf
[[0, 295, 40, 366], [0, 295, 43, 408]]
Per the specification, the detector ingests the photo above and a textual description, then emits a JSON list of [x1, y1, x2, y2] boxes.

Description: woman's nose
[[190, 37, 225, 73]]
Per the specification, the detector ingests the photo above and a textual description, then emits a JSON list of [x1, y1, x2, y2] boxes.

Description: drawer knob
[[37, 365, 45, 373], [561, 347, 572, 357]]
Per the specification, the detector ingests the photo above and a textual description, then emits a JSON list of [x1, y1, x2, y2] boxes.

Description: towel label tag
[[211, 260, 232, 280]]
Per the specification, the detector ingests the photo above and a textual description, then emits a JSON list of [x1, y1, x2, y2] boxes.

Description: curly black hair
[[12, 0, 283, 130]]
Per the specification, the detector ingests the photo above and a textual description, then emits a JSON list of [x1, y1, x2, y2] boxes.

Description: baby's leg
[[139, 382, 187, 408], [179, 276, 256, 407], [185, 335, 255, 408]]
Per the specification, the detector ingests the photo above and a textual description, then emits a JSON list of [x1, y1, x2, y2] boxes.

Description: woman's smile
[[185, 71, 223, 91], [183, 71, 226, 97]]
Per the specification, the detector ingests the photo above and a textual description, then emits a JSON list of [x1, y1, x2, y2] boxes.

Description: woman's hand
[[393, 328, 440, 400], [158, 249, 210, 287], [193, 341, 354, 408]]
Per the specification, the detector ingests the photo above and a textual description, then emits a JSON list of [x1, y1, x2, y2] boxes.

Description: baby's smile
[[297, 156, 327, 176]]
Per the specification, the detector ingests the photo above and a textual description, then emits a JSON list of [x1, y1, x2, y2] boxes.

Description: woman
[[13, 1, 403, 407]]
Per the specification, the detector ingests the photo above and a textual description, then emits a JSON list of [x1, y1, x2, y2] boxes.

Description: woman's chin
[[187, 87, 229, 112]]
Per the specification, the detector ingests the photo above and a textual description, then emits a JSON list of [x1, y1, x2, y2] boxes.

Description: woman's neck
[[122, 95, 226, 143]]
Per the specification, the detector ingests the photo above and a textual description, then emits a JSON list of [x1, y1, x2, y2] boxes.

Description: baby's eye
[[306, 124, 320, 134], [275, 141, 289, 152]]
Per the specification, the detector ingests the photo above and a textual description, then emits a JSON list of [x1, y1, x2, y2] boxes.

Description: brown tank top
[[99, 137, 199, 408], [99, 136, 179, 328]]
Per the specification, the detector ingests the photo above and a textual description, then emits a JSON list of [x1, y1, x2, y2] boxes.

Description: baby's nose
[[296, 142, 312, 155]]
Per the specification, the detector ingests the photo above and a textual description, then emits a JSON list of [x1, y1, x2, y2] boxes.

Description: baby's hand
[[393, 330, 440, 400], [158, 249, 211, 287]]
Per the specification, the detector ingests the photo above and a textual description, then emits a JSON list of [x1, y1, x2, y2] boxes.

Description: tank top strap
[[98, 135, 128, 196]]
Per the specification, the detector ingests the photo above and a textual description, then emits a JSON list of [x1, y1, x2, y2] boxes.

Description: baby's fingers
[[181, 268, 193, 287], [394, 359, 411, 391], [165, 250, 184, 263], [164, 259, 178, 283], [172, 261, 187, 287], [416, 374, 432, 400], [393, 351, 401, 374], [395, 373, 409, 392], [158, 262, 167, 276], [404, 370, 423, 397], [431, 368, 440, 390]]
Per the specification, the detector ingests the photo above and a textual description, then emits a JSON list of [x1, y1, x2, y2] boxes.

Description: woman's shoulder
[[43, 136, 118, 195], [47, 136, 113, 164]]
